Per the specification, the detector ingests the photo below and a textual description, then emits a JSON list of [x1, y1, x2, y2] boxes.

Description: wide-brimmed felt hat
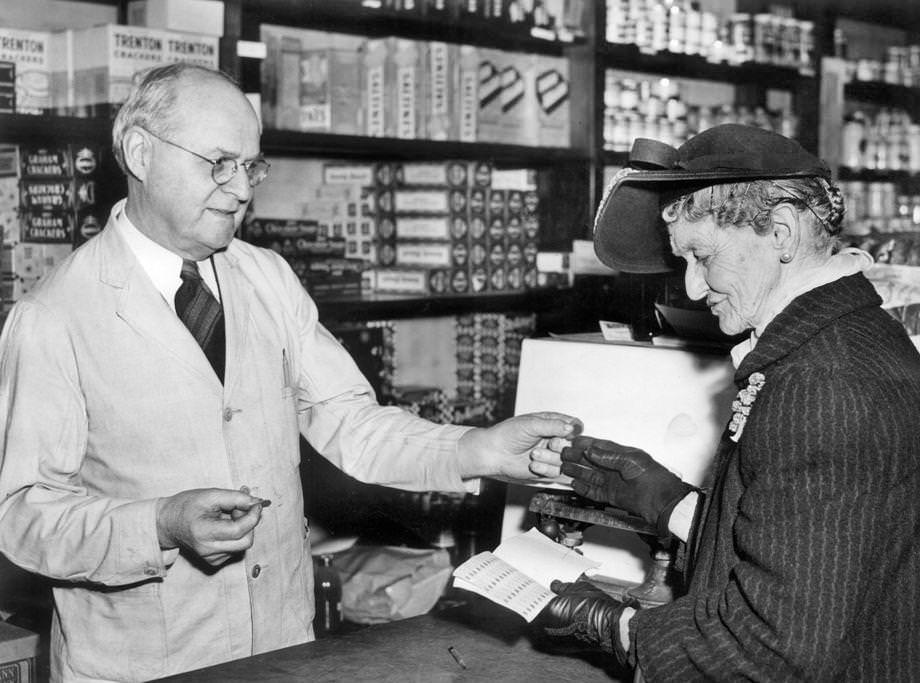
[[594, 124, 831, 273]]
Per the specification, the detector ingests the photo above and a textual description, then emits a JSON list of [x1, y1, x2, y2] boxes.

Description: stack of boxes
[[0, 0, 223, 118], [242, 218, 363, 299], [260, 25, 571, 148], [0, 144, 104, 315], [455, 312, 534, 419], [366, 160, 544, 296]]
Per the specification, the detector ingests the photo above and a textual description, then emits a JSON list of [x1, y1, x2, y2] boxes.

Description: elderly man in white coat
[[0, 63, 577, 682]]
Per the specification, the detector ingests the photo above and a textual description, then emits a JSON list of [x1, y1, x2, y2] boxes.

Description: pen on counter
[[447, 645, 467, 670]]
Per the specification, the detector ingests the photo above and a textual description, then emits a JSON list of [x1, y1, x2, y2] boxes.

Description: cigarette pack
[[260, 25, 363, 134], [0, 28, 51, 115], [127, 0, 225, 37]]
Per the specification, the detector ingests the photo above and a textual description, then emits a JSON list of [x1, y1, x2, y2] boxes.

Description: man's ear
[[122, 127, 152, 182], [770, 203, 800, 258]]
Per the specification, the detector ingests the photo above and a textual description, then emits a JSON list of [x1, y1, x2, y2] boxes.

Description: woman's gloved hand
[[535, 579, 631, 667], [561, 435, 694, 537]]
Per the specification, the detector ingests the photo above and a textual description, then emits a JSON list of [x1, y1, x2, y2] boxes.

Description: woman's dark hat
[[594, 124, 831, 273]]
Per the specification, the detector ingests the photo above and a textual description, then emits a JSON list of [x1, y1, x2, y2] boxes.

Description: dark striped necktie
[[175, 259, 225, 383]]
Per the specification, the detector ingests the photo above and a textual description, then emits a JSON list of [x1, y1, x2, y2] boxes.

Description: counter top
[[155, 595, 624, 682]]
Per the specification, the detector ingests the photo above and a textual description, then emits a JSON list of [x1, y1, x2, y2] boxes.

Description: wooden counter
[[155, 595, 624, 682]]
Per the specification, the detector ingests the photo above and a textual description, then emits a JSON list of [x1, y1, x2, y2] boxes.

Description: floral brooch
[[728, 372, 766, 442]]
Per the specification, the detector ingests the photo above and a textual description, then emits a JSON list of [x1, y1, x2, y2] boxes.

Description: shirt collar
[[730, 247, 874, 368], [112, 198, 220, 309]]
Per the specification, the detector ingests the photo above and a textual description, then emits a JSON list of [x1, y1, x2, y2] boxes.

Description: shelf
[[838, 168, 920, 183], [843, 81, 920, 110], [240, 0, 582, 55], [313, 287, 574, 322], [260, 129, 590, 165], [0, 113, 112, 143], [598, 43, 810, 88]]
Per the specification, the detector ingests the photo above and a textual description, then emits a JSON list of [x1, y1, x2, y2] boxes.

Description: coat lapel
[[96, 222, 224, 394]]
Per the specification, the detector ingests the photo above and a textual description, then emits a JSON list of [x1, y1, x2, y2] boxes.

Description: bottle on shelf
[[313, 554, 343, 638]]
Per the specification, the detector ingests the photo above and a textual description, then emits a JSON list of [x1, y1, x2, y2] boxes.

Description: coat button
[[251, 564, 261, 578], [223, 408, 234, 422]]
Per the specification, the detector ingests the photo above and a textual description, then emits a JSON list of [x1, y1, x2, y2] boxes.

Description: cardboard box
[[51, 24, 219, 114], [0, 28, 51, 115], [127, 0, 225, 37], [260, 26, 364, 134], [534, 55, 571, 147], [392, 39, 425, 140], [423, 41, 457, 141], [458, 45, 479, 142], [362, 37, 389, 137]]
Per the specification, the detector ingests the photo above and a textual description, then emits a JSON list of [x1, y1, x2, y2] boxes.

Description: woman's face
[[667, 214, 782, 336]]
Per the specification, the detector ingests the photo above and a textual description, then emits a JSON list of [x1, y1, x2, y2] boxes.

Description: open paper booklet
[[452, 527, 602, 622]]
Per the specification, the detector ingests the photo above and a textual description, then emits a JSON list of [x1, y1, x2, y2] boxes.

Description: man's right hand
[[155, 488, 267, 566]]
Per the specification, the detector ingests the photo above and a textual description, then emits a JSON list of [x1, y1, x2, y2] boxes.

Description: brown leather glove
[[536, 579, 631, 668], [561, 435, 694, 538]]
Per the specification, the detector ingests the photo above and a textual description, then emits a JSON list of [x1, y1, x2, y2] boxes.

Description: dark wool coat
[[632, 273, 920, 681]]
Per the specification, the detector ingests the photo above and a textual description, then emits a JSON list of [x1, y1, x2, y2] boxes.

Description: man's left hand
[[458, 412, 582, 481]]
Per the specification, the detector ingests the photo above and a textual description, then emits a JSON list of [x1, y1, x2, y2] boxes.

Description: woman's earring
[[780, 253, 793, 263]]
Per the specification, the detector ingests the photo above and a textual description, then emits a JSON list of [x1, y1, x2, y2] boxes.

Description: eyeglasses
[[145, 129, 270, 187]]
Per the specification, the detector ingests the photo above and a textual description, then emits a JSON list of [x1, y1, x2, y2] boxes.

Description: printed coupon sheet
[[452, 528, 601, 622]]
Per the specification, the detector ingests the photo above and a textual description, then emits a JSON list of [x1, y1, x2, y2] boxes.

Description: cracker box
[[392, 38, 425, 140], [0, 28, 51, 115], [362, 37, 390, 137], [20, 210, 74, 243], [458, 45, 479, 142], [127, 0, 225, 37], [0, 61, 15, 114], [261, 26, 363, 134], [534, 55, 571, 147], [423, 41, 458, 141], [19, 147, 72, 179], [51, 24, 219, 115]]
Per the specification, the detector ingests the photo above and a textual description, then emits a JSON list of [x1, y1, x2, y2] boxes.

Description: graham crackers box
[[0, 28, 51, 114]]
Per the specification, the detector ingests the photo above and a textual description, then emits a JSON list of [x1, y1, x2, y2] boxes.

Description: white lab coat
[[0, 210, 472, 682]]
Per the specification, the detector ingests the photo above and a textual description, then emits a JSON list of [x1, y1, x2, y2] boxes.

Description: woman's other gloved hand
[[535, 579, 631, 668]]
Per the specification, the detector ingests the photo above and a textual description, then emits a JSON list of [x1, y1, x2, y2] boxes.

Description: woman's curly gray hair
[[662, 177, 847, 254]]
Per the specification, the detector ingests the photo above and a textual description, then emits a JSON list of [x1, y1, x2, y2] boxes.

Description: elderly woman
[[536, 124, 920, 681]]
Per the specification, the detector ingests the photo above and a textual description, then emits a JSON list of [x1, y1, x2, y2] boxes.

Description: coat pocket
[[56, 582, 167, 682]]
